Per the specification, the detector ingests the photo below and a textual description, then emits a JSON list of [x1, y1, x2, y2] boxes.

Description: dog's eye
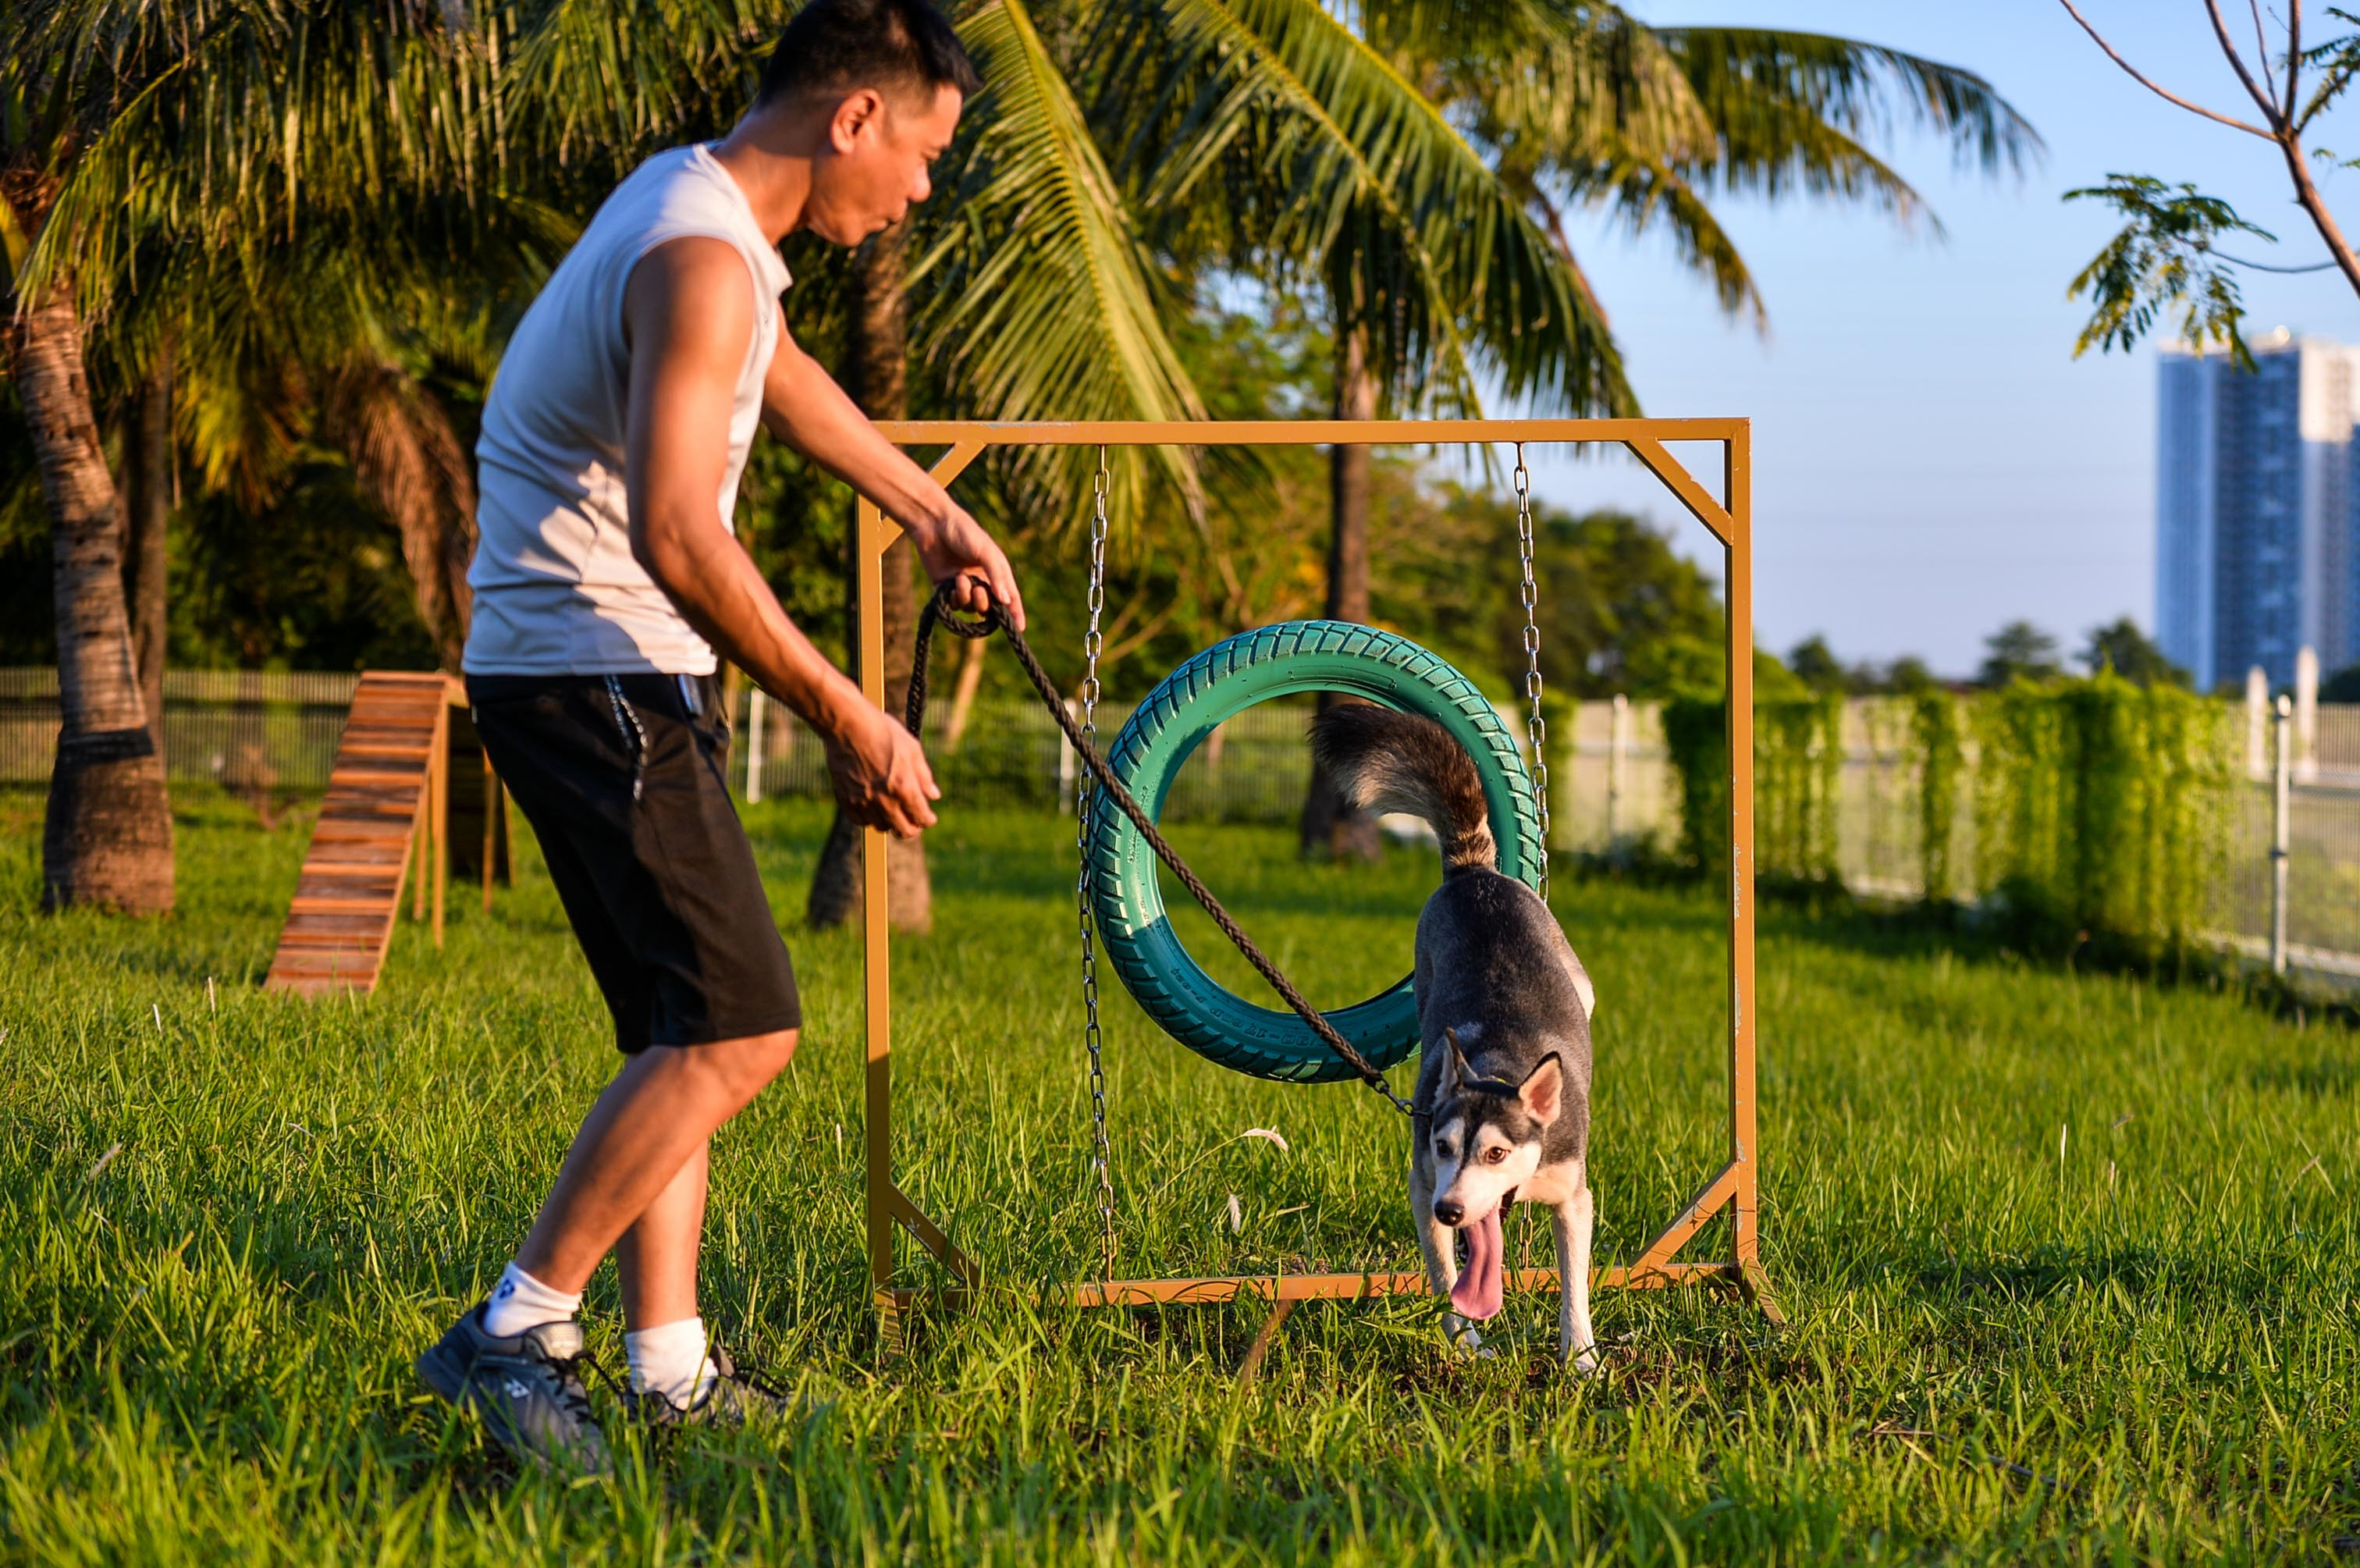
[[1484, 1147, 1508, 1165]]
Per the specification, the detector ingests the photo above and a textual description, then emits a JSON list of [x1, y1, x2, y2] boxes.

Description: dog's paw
[[1442, 1317, 1495, 1360], [1561, 1341, 1603, 1377]]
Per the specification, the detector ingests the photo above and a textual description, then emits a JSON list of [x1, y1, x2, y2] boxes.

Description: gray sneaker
[[623, 1345, 793, 1430], [417, 1305, 613, 1475]]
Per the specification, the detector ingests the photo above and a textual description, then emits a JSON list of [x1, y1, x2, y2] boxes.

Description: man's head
[[755, 0, 979, 245]]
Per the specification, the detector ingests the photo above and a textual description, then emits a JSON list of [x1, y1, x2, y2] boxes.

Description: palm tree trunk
[[12, 290, 175, 913], [808, 222, 931, 932], [1300, 318, 1383, 860], [941, 633, 988, 754], [123, 350, 172, 751]]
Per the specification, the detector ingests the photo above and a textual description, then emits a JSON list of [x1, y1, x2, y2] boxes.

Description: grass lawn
[[1, 787, 2355, 1563]]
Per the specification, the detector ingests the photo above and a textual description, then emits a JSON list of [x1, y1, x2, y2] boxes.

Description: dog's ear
[[1519, 1052, 1565, 1127], [1439, 1028, 1467, 1096]]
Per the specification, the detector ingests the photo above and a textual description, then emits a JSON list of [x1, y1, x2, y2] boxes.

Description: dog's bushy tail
[[1310, 705, 1496, 874]]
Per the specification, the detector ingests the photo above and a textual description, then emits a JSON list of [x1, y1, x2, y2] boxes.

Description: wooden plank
[[266, 948, 383, 972], [280, 915, 394, 937]]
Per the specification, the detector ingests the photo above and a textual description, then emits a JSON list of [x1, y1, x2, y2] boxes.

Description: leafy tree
[[2060, 2, 2360, 356], [2081, 616, 2189, 688], [1978, 619, 2063, 688], [1786, 634, 1849, 693], [2064, 175, 2272, 366], [1882, 654, 1939, 694]]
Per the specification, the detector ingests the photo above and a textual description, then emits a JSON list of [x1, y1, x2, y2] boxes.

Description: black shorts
[[467, 671, 801, 1053]]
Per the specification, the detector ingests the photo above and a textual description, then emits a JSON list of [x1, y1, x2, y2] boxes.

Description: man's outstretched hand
[[915, 503, 1024, 631]]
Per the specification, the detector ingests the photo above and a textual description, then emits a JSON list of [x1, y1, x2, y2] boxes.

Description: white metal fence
[[9, 670, 2358, 979], [1556, 695, 2360, 980], [0, 669, 357, 792]]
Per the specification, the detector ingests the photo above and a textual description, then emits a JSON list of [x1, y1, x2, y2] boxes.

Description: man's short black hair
[[758, 0, 982, 106]]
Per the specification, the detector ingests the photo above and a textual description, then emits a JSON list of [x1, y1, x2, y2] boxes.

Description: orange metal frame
[[855, 418, 1774, 1343]]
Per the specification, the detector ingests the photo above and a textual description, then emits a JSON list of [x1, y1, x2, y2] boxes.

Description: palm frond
[[912, 0, 1207, 530], [15, 1, 512, 309], [1551, 158, 1763, 327], [1656, 27, 2043, 187], [1101, 0, 1633, 418], [1367, 0, 1715, 173], [502, 0, 791, 176], [323, 355, 478, 665]]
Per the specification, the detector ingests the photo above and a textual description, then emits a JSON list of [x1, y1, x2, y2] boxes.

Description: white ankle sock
[[625, 1317, 716, 1406], [481, 1261, 581, 1339]]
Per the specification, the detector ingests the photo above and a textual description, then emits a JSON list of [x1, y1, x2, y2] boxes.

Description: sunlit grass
[[0, 788, 2353, 1562]]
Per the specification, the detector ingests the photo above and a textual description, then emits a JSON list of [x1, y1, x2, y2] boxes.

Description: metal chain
[[1512, 443, 1550, 898], [1074, 449, 1118, 1278]]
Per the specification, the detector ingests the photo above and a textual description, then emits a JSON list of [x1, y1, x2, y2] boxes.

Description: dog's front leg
[[1410, 1152, 1483, 1354], [1553, 1176, 1600, 1374]]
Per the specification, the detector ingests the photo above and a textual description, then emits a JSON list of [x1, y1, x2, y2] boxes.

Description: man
[[416, 0, 1017, 1472]]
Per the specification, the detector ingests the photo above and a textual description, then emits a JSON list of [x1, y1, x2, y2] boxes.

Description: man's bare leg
[[514, 1029, 797, 1295], [616, 1141, 710, 1331]]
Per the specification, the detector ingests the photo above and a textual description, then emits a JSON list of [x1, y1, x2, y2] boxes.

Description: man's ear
[[1438, 1027, 1466, 1097], [829, 87, 884, 154], [1519, 1052, 1564, 1127]]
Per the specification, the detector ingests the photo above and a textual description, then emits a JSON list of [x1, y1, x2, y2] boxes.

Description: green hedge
[[1660, 677, 2232, 954], [1968, 676, 2231, 955], [1661, 693, 1843, 890]]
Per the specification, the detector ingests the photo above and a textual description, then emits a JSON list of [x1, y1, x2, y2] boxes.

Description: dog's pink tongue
[[1450, 1207, 1505, 1321]]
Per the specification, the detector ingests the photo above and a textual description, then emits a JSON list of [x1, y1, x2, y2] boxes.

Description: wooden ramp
[[264, 672, 452, 996]]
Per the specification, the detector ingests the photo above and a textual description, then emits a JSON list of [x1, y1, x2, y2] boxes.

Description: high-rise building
[[2157, 332, 2360, 691]]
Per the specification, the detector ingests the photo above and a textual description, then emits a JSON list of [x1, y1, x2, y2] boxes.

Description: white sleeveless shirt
[[464, 144, 791, 675]]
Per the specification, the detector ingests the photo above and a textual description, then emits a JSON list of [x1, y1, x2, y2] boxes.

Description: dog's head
[[1424, 1028, 1564, 1230]]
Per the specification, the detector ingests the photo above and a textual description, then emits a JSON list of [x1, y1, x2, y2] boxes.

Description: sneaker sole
[[414, 1341, 610, 1477]]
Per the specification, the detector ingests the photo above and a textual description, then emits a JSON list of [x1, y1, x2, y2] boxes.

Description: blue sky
[[1508, 0, 2360, 677]]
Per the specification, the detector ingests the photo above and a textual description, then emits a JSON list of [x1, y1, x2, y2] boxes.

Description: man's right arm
[[620, 236, 938, 838]]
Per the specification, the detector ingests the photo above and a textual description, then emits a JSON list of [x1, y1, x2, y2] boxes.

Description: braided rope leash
[[907, 583, 1416, 1117]]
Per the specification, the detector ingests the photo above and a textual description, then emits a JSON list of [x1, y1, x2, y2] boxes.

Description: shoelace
[[633, 1346, 788, 1422], [542, 1346, 625, 1426], [670, 1347, 784, 1417]]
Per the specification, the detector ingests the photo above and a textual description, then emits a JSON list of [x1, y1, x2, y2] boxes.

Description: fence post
[[746, 688, 766, 804], [2245, 666, 2269, 780], [2296, 645, 2319, 783], [2272, 693, 2291, 976], [1606, 693, 1628, 848]]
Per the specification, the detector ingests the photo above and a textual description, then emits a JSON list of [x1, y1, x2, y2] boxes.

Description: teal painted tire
[[1083, 621, 1542, 1083]]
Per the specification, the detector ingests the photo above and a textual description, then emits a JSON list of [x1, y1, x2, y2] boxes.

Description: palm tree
[[1096, 1, 2041, 853], [7, 1, 528, 907], [4, 37, 175, 911]]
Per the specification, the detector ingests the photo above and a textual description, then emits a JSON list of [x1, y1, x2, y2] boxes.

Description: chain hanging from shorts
[[1073, 449, 1118, 1278], [1512, 443, 1550, 898]]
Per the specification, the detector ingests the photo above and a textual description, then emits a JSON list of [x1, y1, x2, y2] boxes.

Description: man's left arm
[[760, 322, 1024, 630]]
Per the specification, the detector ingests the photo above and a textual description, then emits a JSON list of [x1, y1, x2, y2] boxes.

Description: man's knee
[[706, 1026, 798, 1103]]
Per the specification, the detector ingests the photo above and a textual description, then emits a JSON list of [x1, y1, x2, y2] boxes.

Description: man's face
[[806, 82, 961, 245]]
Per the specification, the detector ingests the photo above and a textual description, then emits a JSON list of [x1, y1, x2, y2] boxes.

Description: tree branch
[[2286, 0, 2304, 123], [2251, 0, 2282, 107], [2205, 0, 2291, 125], [2056, 0, 2275, 136], [2274, 123, 2360, 294]]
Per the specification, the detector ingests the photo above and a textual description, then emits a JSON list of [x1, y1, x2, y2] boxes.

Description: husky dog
[[1311, 705, 1599, 1369]]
